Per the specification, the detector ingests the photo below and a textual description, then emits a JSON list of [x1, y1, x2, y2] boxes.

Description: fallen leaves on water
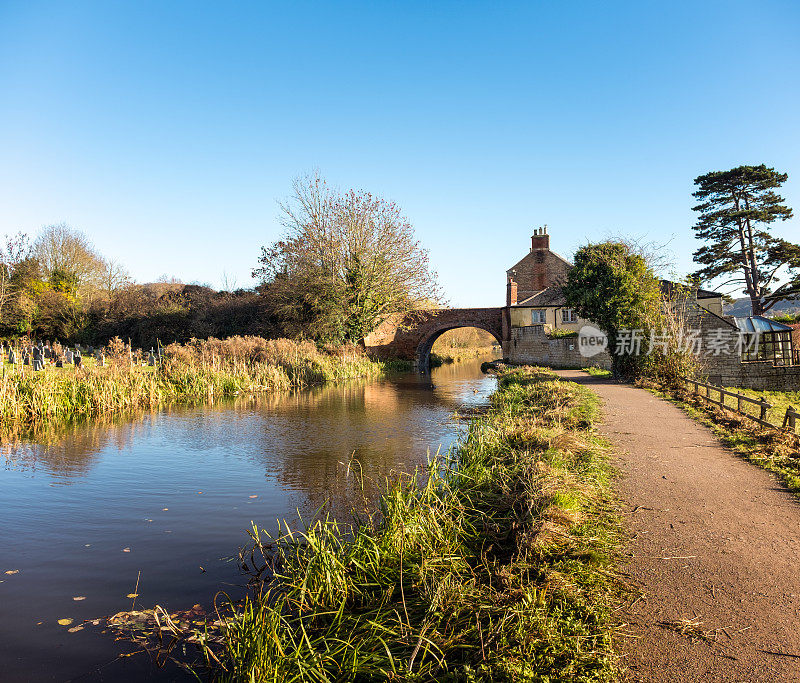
[[73, 596, 86, 601], [57, 618, 73, 626], [248, 495, 258, 499], [126, 593, 139, 599], [122, 547, 131, 553], [162, 508, 168, 511], [81, 603, 236, 670], [68, 626, 84, 633], [5, 570, 19, 575], [106, 603, 227, 647]]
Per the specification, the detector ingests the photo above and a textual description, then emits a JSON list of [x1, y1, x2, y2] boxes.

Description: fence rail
[[680, 377, 800, 436]]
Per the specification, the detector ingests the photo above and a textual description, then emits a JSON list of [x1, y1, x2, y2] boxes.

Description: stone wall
[[692, 308, 800, 390], [507, 324, 612, 369]]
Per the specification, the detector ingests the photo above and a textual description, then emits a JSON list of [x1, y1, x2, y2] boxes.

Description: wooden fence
[[680, 376, 800, 436]]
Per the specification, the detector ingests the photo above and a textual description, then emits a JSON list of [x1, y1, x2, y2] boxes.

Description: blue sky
[[1, 0, 798, 307]]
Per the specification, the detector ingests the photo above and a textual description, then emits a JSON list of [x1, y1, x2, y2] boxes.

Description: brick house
[[502, 227, 800, 388], [505, 228, 723, 335]]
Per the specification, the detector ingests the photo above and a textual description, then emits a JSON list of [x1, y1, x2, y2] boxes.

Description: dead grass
[[0, 337, 382, 426]]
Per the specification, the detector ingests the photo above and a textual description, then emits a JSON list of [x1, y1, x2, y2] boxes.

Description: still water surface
[[0, 358, 496, 682]]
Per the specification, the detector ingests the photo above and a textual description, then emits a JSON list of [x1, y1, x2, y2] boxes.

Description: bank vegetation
[[201, 367, 623, 681], [0, 336, 381, 426]]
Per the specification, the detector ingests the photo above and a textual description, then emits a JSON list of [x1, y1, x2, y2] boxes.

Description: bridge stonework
[[364, 307, 509, 371]]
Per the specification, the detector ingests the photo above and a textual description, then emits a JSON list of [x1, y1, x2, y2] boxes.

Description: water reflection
[[0, 358, 496, 682]]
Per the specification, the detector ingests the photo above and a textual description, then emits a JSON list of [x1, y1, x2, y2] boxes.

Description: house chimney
[[506, 277, 518, 306], [531, 224, 550, 252]]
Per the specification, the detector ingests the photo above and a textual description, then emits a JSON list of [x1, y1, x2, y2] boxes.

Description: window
[[562, 308, 577, 323], [741, 330, 793, 365], [531, 309, 547, 324]]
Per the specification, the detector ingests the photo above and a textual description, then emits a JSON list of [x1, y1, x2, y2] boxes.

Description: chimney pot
[[531, 228, 550, 251]]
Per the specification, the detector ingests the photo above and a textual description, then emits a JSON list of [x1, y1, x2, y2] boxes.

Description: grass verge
[[643, 382, 800, 494], [582, 367, 612, 379], [205, 366, 623, 681]]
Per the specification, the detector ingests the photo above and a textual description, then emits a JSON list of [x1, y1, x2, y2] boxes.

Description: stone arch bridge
[[364, 308, 509, 372]]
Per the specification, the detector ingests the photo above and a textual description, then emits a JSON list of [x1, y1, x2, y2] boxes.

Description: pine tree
[[691, 164, 799, 316]]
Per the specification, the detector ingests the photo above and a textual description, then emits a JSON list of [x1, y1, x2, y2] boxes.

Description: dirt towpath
[[555, 370, 800, 682]]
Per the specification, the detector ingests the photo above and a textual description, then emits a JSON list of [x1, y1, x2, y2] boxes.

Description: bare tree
[[220, 270, 239, 293], [254, 172, 442, 342], [101, 258, 132, 301], [32, 223, 106, 300], [0, 232, 30, 323]]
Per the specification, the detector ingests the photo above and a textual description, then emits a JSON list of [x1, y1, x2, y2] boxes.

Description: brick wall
[[364, 308, 506, 367], [507, 250, 571, 301]]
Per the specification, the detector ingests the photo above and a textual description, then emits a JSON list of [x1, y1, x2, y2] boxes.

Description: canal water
[[0, 358, 497, 682]]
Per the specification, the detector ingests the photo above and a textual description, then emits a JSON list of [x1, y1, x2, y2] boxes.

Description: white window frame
[[561, 308, 577, 323], [531, 309, 547, 324]]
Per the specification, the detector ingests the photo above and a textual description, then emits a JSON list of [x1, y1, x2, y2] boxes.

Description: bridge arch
[[415, 323, 502, 373], [363, 307, 507, 373]]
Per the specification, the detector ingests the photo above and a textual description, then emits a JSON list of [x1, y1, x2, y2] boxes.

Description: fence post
[[736, 392, 742, 414], [783, 407, 797, 433], [759, 397, 769, 422]]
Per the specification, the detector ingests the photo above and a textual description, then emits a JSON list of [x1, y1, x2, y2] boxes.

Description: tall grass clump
[[0, 337, 382, 426], [206, 366, 623, 681]]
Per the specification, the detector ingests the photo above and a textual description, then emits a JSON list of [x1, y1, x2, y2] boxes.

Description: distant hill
[[724, 297, 800, 318]]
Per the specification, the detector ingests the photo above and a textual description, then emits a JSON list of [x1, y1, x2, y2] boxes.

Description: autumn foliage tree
[[253, 174, 442, 343]]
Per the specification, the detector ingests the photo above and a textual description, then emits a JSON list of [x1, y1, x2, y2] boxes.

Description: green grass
[[548, 329, 579, 339], [722, 386, 800, 427], [203, 366, 624, 681], [582, 367, 612, 378], [379, 358, 416, 373]]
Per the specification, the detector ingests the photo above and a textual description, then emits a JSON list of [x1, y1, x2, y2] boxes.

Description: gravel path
[[556, 370, 800, 682]]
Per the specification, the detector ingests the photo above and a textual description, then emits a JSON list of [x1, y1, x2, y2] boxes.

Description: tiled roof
[[514, 287, 567, 307], [659, 279, 722, 300], [514, 281, 724, 308]]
